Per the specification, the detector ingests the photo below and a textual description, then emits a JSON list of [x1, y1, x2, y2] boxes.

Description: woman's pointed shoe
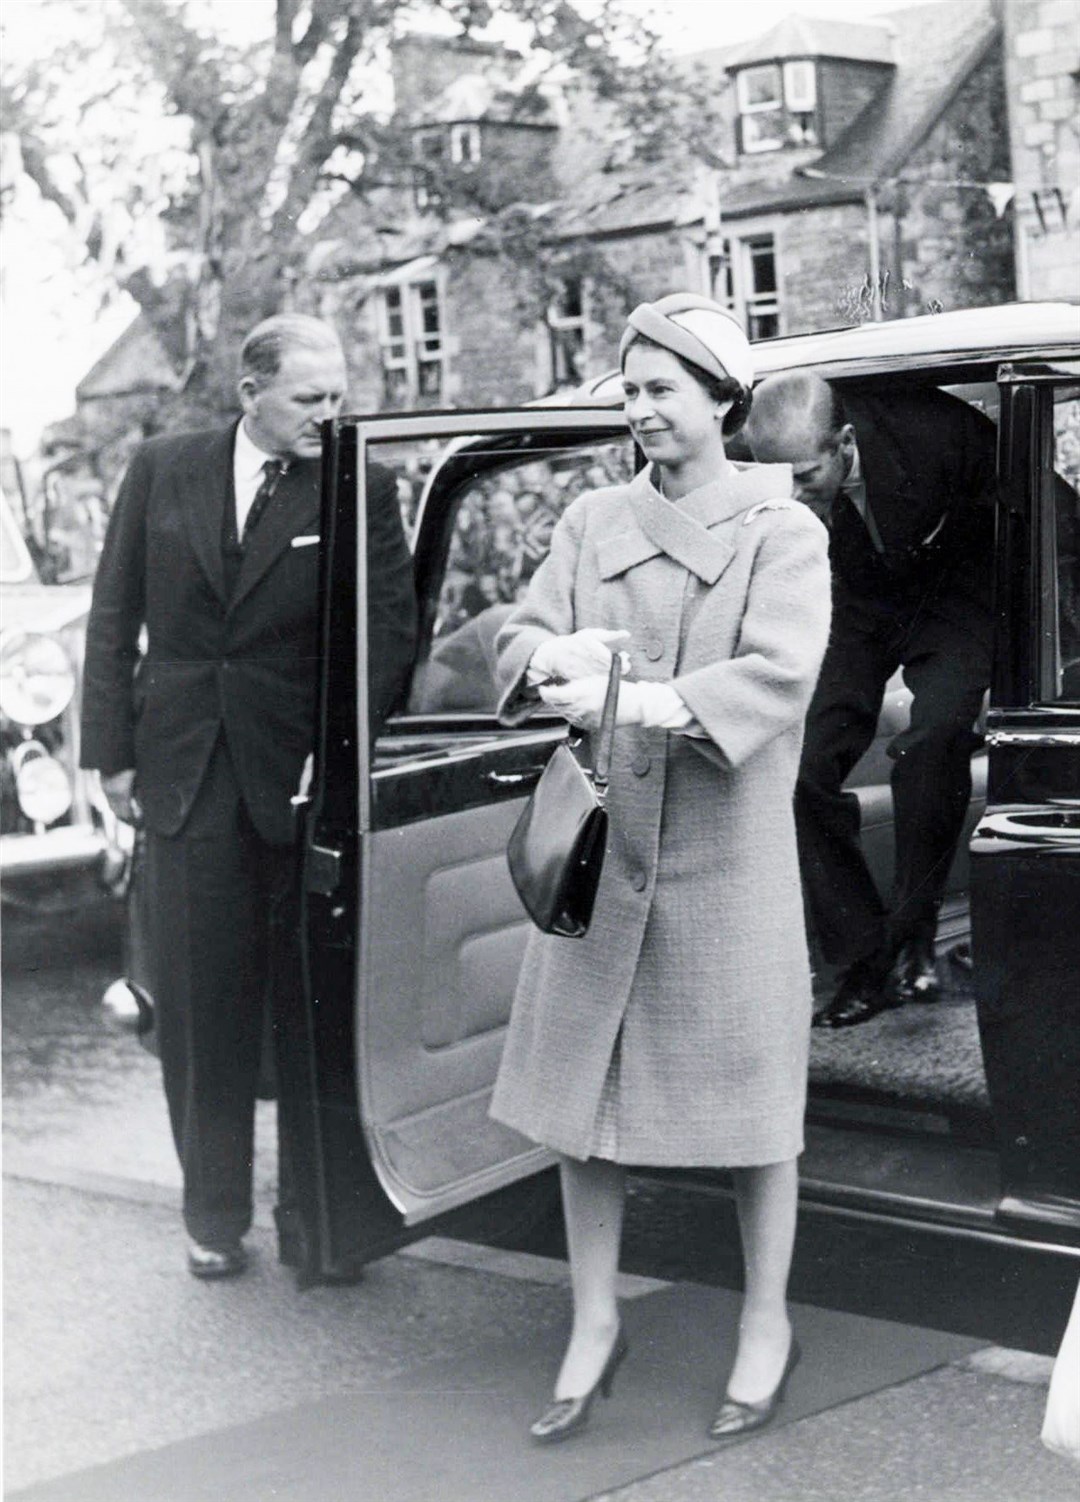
[[529, 1327, 629, 1444], [708, 1336, 801, 1442]]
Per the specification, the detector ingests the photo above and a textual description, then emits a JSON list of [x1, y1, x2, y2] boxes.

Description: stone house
[[1001, 0, 1080, 301], [310, 0, 1019, 412]]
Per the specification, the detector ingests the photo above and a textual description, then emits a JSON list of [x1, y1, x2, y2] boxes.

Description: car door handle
[[486, 766, 546, 787]]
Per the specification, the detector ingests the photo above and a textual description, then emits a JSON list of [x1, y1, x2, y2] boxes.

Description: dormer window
[[449, 123, 481, 166], [736, 60, 818, 153]]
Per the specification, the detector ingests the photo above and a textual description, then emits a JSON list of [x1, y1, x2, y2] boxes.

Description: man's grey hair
[[239, 314, 343, 388]]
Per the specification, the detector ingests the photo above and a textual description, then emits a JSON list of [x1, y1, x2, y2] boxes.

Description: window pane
[[738, 65, 782, 110], [404, 440, 634, 714], [742, 111, 784, 152], [707, 246, 735, 309], [783, 60, 816, 111], [551, 327, 586, 386], [748, 310, 780, 340], [747, 239, 777, 295], [382, 367, 409, 405], [1051, 394, 1080, 701]]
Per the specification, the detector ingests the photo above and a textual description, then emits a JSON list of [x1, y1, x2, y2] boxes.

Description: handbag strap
[[593, 655, 622, 791]]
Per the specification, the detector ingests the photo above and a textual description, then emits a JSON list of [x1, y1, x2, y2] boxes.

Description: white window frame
[[736, 64, 783, 114], [736, 60, 818, 154], [545, 277, 590, 390], [783, 60, 816, 112], [449, 123, 481, 167], [376, 275, 446, 405], [702, 232, 781, 340]]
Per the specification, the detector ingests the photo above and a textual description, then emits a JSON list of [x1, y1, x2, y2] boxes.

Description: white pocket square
[[291, 534, 320, 548]]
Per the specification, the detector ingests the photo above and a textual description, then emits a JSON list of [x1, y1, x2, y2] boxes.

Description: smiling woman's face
[[622, 344, 729, 473]]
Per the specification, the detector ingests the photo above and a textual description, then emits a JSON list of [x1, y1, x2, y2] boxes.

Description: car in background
[[0, 487, 128, 909]]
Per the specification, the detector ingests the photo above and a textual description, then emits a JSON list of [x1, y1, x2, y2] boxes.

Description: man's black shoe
[[812, 954, 898, 1029], [886, 936, 941, 1005], [187, 1240, 248, 1279]]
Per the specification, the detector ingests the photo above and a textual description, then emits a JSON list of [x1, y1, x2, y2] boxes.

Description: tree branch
[[116, 0, 226, 130], [270, 10, 366, 238]]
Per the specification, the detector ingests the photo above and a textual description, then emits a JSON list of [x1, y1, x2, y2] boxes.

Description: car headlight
[[0, 632, 77, 726], [10, 740, 74, 824]]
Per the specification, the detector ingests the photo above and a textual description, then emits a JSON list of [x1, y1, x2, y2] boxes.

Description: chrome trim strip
[[985, 729, 1080, 748]]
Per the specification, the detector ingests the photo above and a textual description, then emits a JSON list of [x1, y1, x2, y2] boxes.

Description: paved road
[[4, 899, 1078, 1501]]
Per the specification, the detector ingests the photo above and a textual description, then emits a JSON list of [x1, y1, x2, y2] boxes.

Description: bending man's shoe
[[187, 1239, 248, 1280], [812, 953, 898, 1029], [886, 936, 941, 1005]]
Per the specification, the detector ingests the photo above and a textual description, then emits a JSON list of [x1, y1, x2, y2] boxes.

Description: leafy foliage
[[2, 0, 724, 427]]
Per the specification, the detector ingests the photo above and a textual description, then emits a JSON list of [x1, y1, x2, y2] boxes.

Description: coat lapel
[[612, 463, 792, 585], [229, 457, 321, 613], [178, 424, 236, 605]]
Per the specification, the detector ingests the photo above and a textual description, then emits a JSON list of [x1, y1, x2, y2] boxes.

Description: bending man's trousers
[[796, 585, 992, 968]]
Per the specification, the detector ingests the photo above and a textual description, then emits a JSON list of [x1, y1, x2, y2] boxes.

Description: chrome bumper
[[0, 823, 111, 880]]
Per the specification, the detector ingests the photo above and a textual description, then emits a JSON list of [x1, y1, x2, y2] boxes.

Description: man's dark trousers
[[797, 580, 992, 968], [145, 738, 296, 1251]]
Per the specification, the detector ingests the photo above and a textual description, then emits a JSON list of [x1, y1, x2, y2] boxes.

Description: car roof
[[571, 301, 1080, 406]]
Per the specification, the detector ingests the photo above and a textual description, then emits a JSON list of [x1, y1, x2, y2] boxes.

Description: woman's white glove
[[530, 629, 631, 684], [538, 675, 646, 732], [538, 677, 698, 734]]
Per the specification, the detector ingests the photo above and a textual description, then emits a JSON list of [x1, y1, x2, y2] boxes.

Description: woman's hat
[[619, 293, 754, 389]]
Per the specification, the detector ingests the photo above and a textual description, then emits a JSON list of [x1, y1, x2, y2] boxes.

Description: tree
[[2, 0, 724, 427]]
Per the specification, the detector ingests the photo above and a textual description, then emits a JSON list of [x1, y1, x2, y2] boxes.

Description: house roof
[[75, 315, 180, 401], [725, 14, 896, 69], [413, 72, 555, 127], [558, 0, 1000, 232], [803, 0, 999, 189]]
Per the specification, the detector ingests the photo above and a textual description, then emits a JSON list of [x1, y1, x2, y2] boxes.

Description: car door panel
[[300, 411, 631, 1260], [972, 363, 1080, 1236]]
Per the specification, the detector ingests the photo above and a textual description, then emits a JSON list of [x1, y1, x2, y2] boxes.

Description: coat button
[[630, 869, 647, 892], [632, 752, 651, 777], [645, 637, 663, 661]]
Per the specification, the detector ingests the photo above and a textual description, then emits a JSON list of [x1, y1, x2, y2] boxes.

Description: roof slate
[[557, 0, 999, 232], [725, 14, 896, 69], [807, 0, 999, 186]]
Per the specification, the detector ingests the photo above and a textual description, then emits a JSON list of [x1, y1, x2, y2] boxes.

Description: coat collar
[[598, 462, 792, 583]]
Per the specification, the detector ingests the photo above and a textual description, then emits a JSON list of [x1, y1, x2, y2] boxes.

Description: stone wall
[[777, 203, 875, 330], [1003, 0, 1080, 300], [889, 46, 1016, 315]]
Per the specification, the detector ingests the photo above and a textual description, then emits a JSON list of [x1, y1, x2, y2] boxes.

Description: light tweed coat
[[490, 462, 831, 1166]]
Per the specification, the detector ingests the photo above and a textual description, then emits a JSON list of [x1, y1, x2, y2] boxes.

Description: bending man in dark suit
[[745, 373, 997, 1027], [81, 315, 416, 1276]]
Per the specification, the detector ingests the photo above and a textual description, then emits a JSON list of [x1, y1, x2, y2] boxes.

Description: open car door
[[294, 409, 633, 1273], [971, 358, 1080, 1242]]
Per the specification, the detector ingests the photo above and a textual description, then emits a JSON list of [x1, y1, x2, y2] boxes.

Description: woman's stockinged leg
[[554, 1154, 626, 1400], [727, 1159, 798, 1403]]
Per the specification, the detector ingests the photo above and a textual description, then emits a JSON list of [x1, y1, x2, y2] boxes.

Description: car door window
[[402, 441, 634, 716], [1051, 392, 1080, 701]]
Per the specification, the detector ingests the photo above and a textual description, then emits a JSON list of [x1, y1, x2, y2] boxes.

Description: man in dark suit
[[81, 314, 416, 1275], [745, 372, 997, 1027]]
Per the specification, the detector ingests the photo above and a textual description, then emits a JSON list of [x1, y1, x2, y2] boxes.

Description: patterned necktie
[[243, 458, 288, 543]]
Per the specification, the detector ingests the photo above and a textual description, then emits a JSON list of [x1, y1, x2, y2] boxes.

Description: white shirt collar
[[844, 442, 863, 489], [234, 418, 277, 481]]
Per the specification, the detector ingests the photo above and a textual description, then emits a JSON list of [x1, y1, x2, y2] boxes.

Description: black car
[[128, 303, 1080, 1281]]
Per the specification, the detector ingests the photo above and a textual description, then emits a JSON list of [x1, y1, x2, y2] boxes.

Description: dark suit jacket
[[81, 423, 415, 846], [832, 387, 999, 608]]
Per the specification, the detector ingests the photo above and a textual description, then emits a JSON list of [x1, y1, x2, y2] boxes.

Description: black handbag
[[506, 656, 621, 938]]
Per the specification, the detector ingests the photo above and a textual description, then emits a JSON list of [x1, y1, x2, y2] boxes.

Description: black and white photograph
[[2, 0, 1079, 1497]]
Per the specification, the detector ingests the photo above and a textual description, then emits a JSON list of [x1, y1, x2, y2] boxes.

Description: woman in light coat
[[492, 293, 831, 1444]]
